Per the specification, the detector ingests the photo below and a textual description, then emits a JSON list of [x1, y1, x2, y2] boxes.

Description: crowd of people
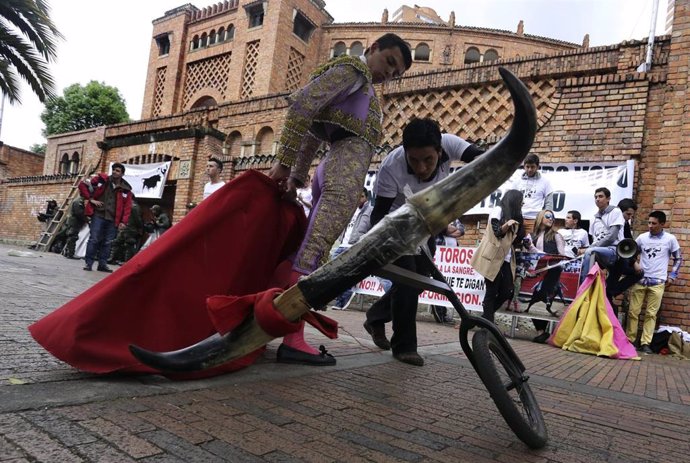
[[47, 156, 225, 270]]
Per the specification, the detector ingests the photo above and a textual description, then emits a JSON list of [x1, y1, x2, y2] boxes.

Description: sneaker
[[83, 265, 92, 271], [363, 321, 391, 350], [640, 345, 653, 355], [393, 352, 424, 366], [96, 265, 113, 273]]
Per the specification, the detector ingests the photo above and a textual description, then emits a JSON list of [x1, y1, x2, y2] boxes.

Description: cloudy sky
[[1, 0, 669, 150]]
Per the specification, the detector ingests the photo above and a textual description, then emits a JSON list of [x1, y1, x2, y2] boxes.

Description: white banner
[[363, 160, 635, 219], [466, 160, 635, 218], [353, 246, 485, 312], [110, 162, 171, 199], [351, 246, 583, 312]]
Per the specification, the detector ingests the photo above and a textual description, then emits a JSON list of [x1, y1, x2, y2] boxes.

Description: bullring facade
[[1, 0, 688, 329]]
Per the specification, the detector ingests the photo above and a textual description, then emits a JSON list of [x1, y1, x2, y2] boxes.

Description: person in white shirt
[[330, 188, 373, 309], [363, 118, 484, 366], [578, 187, 625, 283], [296, 174, 313, 217], [627, 211, 682, 354], [508, 153, 553, 219], [203, 157, 225, 200], [557, 210, 590, 258]]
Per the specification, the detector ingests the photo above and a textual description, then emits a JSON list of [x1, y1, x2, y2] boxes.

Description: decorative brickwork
[[182, 53, 232, 108], [381, 78, 558, 144], [152, 67, 167, 118], [241, 41, 260, 99], [285, 47, 305, 92]]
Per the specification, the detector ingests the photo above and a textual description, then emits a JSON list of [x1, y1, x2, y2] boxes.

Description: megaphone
[[616, 238, 638, 259]]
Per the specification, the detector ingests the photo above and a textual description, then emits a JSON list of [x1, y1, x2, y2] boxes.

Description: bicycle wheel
[[471, 329, 548, 449]]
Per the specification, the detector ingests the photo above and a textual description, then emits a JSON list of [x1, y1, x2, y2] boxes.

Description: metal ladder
[[34, 164, 95, 252]]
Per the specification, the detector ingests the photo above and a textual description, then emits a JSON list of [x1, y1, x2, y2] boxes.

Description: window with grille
[[152, 67, 167, 117], [241, 41, 260, 99], [285, 47, 305, 92]]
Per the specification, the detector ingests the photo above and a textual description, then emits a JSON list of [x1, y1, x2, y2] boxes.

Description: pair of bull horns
[[130, 67, 537, 372]]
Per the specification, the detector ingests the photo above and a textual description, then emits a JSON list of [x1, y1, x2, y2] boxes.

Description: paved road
[[0, 243, 688, 462]]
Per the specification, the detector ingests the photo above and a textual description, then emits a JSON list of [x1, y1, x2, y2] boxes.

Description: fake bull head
[[130, 67, 537, 372]]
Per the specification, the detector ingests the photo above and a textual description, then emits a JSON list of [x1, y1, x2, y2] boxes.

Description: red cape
[[29, 171, 311, 378]]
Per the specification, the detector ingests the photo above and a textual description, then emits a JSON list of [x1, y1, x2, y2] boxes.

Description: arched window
[[190, 96, 218, 109], [69, 152, 80, 174], [484, 49, 499, 62], [333, 41, 346, 57], [191, 35, 199, 50], [200, 32, 208, 48], [59, 153, 70, 174], [415, 43, 430, 61], [209, 29, 217, 45], [226, 131, 242, 157], [256, 126, 275, 155], [349, 41, 364, 56], [218, 27, 225, 42], [464, 47, 480, 65], [226, 24, 235, 40]]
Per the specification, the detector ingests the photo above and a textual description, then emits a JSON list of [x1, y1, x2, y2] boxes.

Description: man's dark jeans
[[85, 215, 118, 268], [365, 254, 435, 354]]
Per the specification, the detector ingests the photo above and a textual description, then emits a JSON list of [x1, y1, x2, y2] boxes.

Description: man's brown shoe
[[393, 352, 424, 366], [363, 321, 391, 350]]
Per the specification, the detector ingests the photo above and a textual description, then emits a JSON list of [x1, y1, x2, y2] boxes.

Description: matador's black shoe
[[276, 344, 336, 366]]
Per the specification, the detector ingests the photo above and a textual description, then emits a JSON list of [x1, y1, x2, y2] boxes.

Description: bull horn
[[130, 67, 537, 372]]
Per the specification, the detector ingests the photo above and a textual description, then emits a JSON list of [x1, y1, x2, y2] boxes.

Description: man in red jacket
[[79, 162, 133, 272]]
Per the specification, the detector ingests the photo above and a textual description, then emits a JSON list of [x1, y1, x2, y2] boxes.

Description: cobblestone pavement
[[1, 243, 689, 462]]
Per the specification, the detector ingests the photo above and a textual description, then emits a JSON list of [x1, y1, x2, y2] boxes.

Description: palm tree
[[0, 0, 62, 104]]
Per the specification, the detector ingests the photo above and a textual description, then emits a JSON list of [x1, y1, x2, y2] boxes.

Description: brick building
[[1, 0, 689, 327], [0, 142, 44, 179]]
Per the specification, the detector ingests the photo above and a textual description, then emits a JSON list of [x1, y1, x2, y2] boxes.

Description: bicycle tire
[[472, 329, 548, 449]]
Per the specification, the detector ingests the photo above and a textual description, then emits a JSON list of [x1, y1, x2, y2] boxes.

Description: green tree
[[29, 142, 46, 154], [40, 81, 130, 135], [0, 0, 62, 104]]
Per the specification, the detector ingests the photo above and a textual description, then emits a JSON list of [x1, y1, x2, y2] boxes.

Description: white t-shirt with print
[[589, 207, 625, 246], [636, 231, 681, 281], [557, 228, 590, 257], [374, 134, 471, 213], [507, 172, 553, 219]]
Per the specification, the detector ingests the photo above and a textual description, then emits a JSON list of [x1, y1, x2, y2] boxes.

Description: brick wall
[[0, 179, 76, 244], [0, 143, 44, 179], [647, 0, 690, 327]]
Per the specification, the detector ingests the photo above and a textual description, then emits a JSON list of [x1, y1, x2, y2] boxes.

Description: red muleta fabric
[[29, 170, 337, 379]]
